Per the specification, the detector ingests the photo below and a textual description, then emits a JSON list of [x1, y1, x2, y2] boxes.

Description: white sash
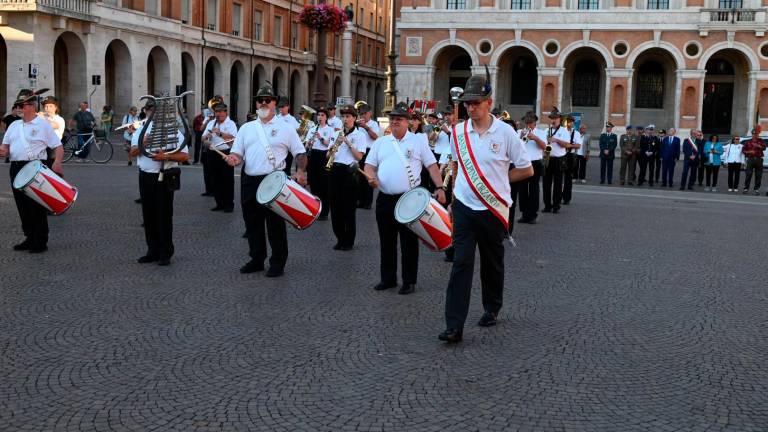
[[453, 122, 509, 230], [254, 120, 281, 171], [389, 136, 418, 190], [17, 122, 45, 161]]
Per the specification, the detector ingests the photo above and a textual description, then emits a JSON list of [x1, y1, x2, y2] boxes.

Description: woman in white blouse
[[723, 135, 745, 192]]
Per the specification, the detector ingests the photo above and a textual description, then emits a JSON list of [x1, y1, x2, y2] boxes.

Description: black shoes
[[13, 240, 32, 251], [134, 198, 142, 204], [438, 328, 463, 343], [265, 267, 284, 278], [374, 282, 397, 291], [318, 215, 328, 221], [240, 260, 265, 274], [332, 243, 343, 250], [443, 255, 454, 262], [398, 283, 416, 295], [28, 246, 48, 254], [542, 207, 552, 213], [201, 192, 214, 197], [517, 217, 537, 224], [478, 311, 498, 327], [137, 255, 158, 264], [221, 208, 234, 213], [157, 258, 171, 266], [211, 206, 224, 211]]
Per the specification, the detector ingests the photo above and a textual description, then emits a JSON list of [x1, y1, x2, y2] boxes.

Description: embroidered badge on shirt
[[271, 128, 277, 137], [490, 142, 501, 153], [30, 128, 38, 137], [406, 149, 413, 160]]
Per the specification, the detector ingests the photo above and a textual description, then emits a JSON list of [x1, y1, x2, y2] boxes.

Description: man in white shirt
[[276, 97, 300, 177], [575, 123, 590, 184], [0, 90, 63, 253], [516, 111, 547, 225], [363, 102, 446, 295], [202, 103, 238, 212], [543, 107, 573, 213], [439, 75, 532, 343], [356, 102, 380, 209], [329, 105, 366, 250], [129, 99, 189, 266], [308, 106, 335, 220], [327, 105, 343, 131], [561, 114, 582, 205], [226, 85, 308, 278]]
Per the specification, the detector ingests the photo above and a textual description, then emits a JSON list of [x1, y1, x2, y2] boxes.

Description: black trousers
[[705, 165, 720, 188], [543, 156, 563, 210], [193, 131, 202, 163], [211, 149, 234, 209], [10, 161, 49, 248], [599, 156, 614, 183], [517, 160, 542, 221], [139, 170, 176, 259], [284, 153, 294, 176], [654, 157, 662, 183], [309, 149, 330, 218], [727, 163, 742, 189], [241, 173, 288, 270], [638, 155, 655, 185], [357, 149, 374, 207], [697, 156, 707, 185], [201, 149, 214, 194], [376, 192, 419, 285], [445, 199, 505, 331], [562, 154, 575, 204], [681, 159, 698, 188], [329, 164, 359, 247], [743, 157, 763, 191], [576, 155, 587, 180]]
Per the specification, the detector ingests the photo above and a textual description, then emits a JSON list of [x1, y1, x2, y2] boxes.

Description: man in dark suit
[[637, 125, 659, 186], [680, 129, 702, 190], [598, 122, 617, 184], [660, 128, 680, 188]]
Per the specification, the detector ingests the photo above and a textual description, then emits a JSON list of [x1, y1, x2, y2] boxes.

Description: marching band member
[[200, 101, 218, 197], [0, 90, 63, 253], [277, 97, 299, 176], [226, 85, 308, 278], [308, 106, 334, 220], [202, 102, 237, 212], [542, 107, 570, 213], [327, 105, 343, 131], [129, 99, 189, 266], [363, 102, 446, 295], [561, 114, 582, 205], [329, 105, 366, 250], [440, 74, 532, 343], [356, 102, 379, 209], [517, 111, 547, 225]]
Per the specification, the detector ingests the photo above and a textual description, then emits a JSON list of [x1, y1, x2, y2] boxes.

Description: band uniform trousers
[[329, 163, 359, 247], [201, 148, 214, 194], [543, 156, 563, 211], [10, 161, 49, 248], [576, 155, 587, 180], [518, 160, 542, 221], [211, 148, 234, 209], [561, 153, 575, 204], [445, 199, 505, 331], [241, 173, 288, 270], [139, 170, 176, 260], [193, 130, 202, 164], [680, 158, 698, 189], [661, 158, 676, 186], [599, 156, 614, 183], [376, 192, 419, 285], [743, 157, 763, 191], [727, 162, 742, 190], [619, 155, 635, 184], [357, 149, 374, 208], [309, 149, 330, 218], [638, 153, 655, 185]]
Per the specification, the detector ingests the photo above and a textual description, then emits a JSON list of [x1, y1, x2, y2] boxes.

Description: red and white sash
[[453, 121, 509, 230]]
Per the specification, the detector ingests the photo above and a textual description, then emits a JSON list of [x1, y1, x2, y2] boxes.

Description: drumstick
[[209, 139, 235, 160], [357, 168, 373, 180]]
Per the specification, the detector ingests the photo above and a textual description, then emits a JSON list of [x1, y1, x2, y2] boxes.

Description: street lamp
[[383, 0, 398, 113]]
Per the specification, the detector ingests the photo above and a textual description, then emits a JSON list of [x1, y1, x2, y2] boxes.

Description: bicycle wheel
[[62, 138, 75, 162], [89, 138, 114, 163]]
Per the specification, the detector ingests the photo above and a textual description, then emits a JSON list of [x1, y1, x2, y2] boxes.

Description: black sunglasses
[[256, 98, 273, 104]]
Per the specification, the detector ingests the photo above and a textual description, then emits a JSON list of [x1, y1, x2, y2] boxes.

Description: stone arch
[[697, 42, 759, 72], [53, 31, 87, 117], [333, 77, 341, 103], [630, 48, 677, 128], [489, 40, 546, 70], [181, 52, 195, 112], [432, 45, 473, 108], [424, 39, 479, 68], [625, 41, 684, 71], [0, 34, 7, 114], [702, 49, 751, 135], [272, 67, 285, 97], [495, 45, 540, 119], [230, 60, 247, 123], [204, 56, 222, 101], [556, 40, 614, 69], [105, 40, 132, 120], [252, 63, 267, 112], [147, 46, 170, 95], [562, 47, 608, 128]]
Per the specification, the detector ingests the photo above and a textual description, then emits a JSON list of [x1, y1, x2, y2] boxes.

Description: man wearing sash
[[363, 102, 446, 295], [439, 74, 532, 344], [542, 108, 571, 213], [0, 90, 63, 253], [226, 85, 308, 277]]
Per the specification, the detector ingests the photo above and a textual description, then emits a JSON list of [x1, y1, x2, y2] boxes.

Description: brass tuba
[[499, 111, 511, 121], [297, 105, 316, 142]]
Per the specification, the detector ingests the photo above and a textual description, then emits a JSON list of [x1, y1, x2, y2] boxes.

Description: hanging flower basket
[[297, 4, 348, 33]]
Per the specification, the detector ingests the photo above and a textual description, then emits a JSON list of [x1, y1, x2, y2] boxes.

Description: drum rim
[[394, 187, 430, 223], [12, 160, 43, 190], [256, 170, 288, 204]]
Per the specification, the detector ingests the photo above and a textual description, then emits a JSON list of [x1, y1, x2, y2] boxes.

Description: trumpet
[[325, 130, 345, 170], [519, 127, 530, 144], [499, 110, 511, 121], [114, 119, 146, 132]]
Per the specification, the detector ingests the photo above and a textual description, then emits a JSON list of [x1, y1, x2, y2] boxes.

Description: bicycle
[[62, 129, 114, 163]]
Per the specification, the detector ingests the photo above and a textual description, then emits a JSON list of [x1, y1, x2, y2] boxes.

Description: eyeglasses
[[256, 98, 273, 105]]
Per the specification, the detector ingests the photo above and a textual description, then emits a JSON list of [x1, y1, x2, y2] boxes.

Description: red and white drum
[[395, 187, 452, 251], [257, 170, 322, 230], [12, 160, 78, 216]]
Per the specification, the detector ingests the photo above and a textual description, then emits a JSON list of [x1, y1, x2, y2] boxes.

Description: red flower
[[298, 4, 347, 33]]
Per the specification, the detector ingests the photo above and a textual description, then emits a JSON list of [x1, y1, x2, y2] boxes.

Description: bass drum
[[394, 187, 452, 251]]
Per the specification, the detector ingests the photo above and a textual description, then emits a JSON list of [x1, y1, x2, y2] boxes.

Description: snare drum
[[394, 187, 452, 251], [256, 171, 322, 230], [12, 160, 78, 216]]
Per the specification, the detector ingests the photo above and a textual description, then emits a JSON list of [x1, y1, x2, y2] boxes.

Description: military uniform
[[598, 123, 617, 184]]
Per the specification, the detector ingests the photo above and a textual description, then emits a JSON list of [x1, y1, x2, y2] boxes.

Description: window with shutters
[[291, 22, 298, 49], [577, 0, 599, 9], [719, 0, 743, 8], [635, 61, 664, 109], [646, 0, 668, 9], [232, 4, 242, 36], [274, 16, 283, 46], [447, 0, 467, 9], [206, 0, 217, 30], [511, 0, 531, 9], [253, 10, 263, 41]]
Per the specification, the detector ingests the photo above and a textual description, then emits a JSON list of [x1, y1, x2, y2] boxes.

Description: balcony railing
[[704, 8, 759, 22], [0, 0, 92, 17]]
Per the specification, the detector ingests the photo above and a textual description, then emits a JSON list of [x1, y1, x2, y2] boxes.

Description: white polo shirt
[[548, 125, 571, 158], [434, 130, 451, 156], [332, 127, 367, 165], [360, 119, 381, 150], [451, 117, 531, 211], [366, 130, 437, 195], [277, 113, 300, 129], [231, 117, 305, 176], [328, 116, 343, 131], [567, 129, 583, 154], [130, 122, 187, 173], [2, 116, 61, 161], [525, 128, 547, 161], [203, 117, 238, 150], [311, 124, 335, 151]]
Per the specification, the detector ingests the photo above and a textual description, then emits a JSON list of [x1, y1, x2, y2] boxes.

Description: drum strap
[[17, 122, 44, 161], [389, 136, 418, 190], [254, 120, 282, 171]]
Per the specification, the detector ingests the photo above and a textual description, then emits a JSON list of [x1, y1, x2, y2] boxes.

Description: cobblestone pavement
[[1, 162, 767, 432]]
